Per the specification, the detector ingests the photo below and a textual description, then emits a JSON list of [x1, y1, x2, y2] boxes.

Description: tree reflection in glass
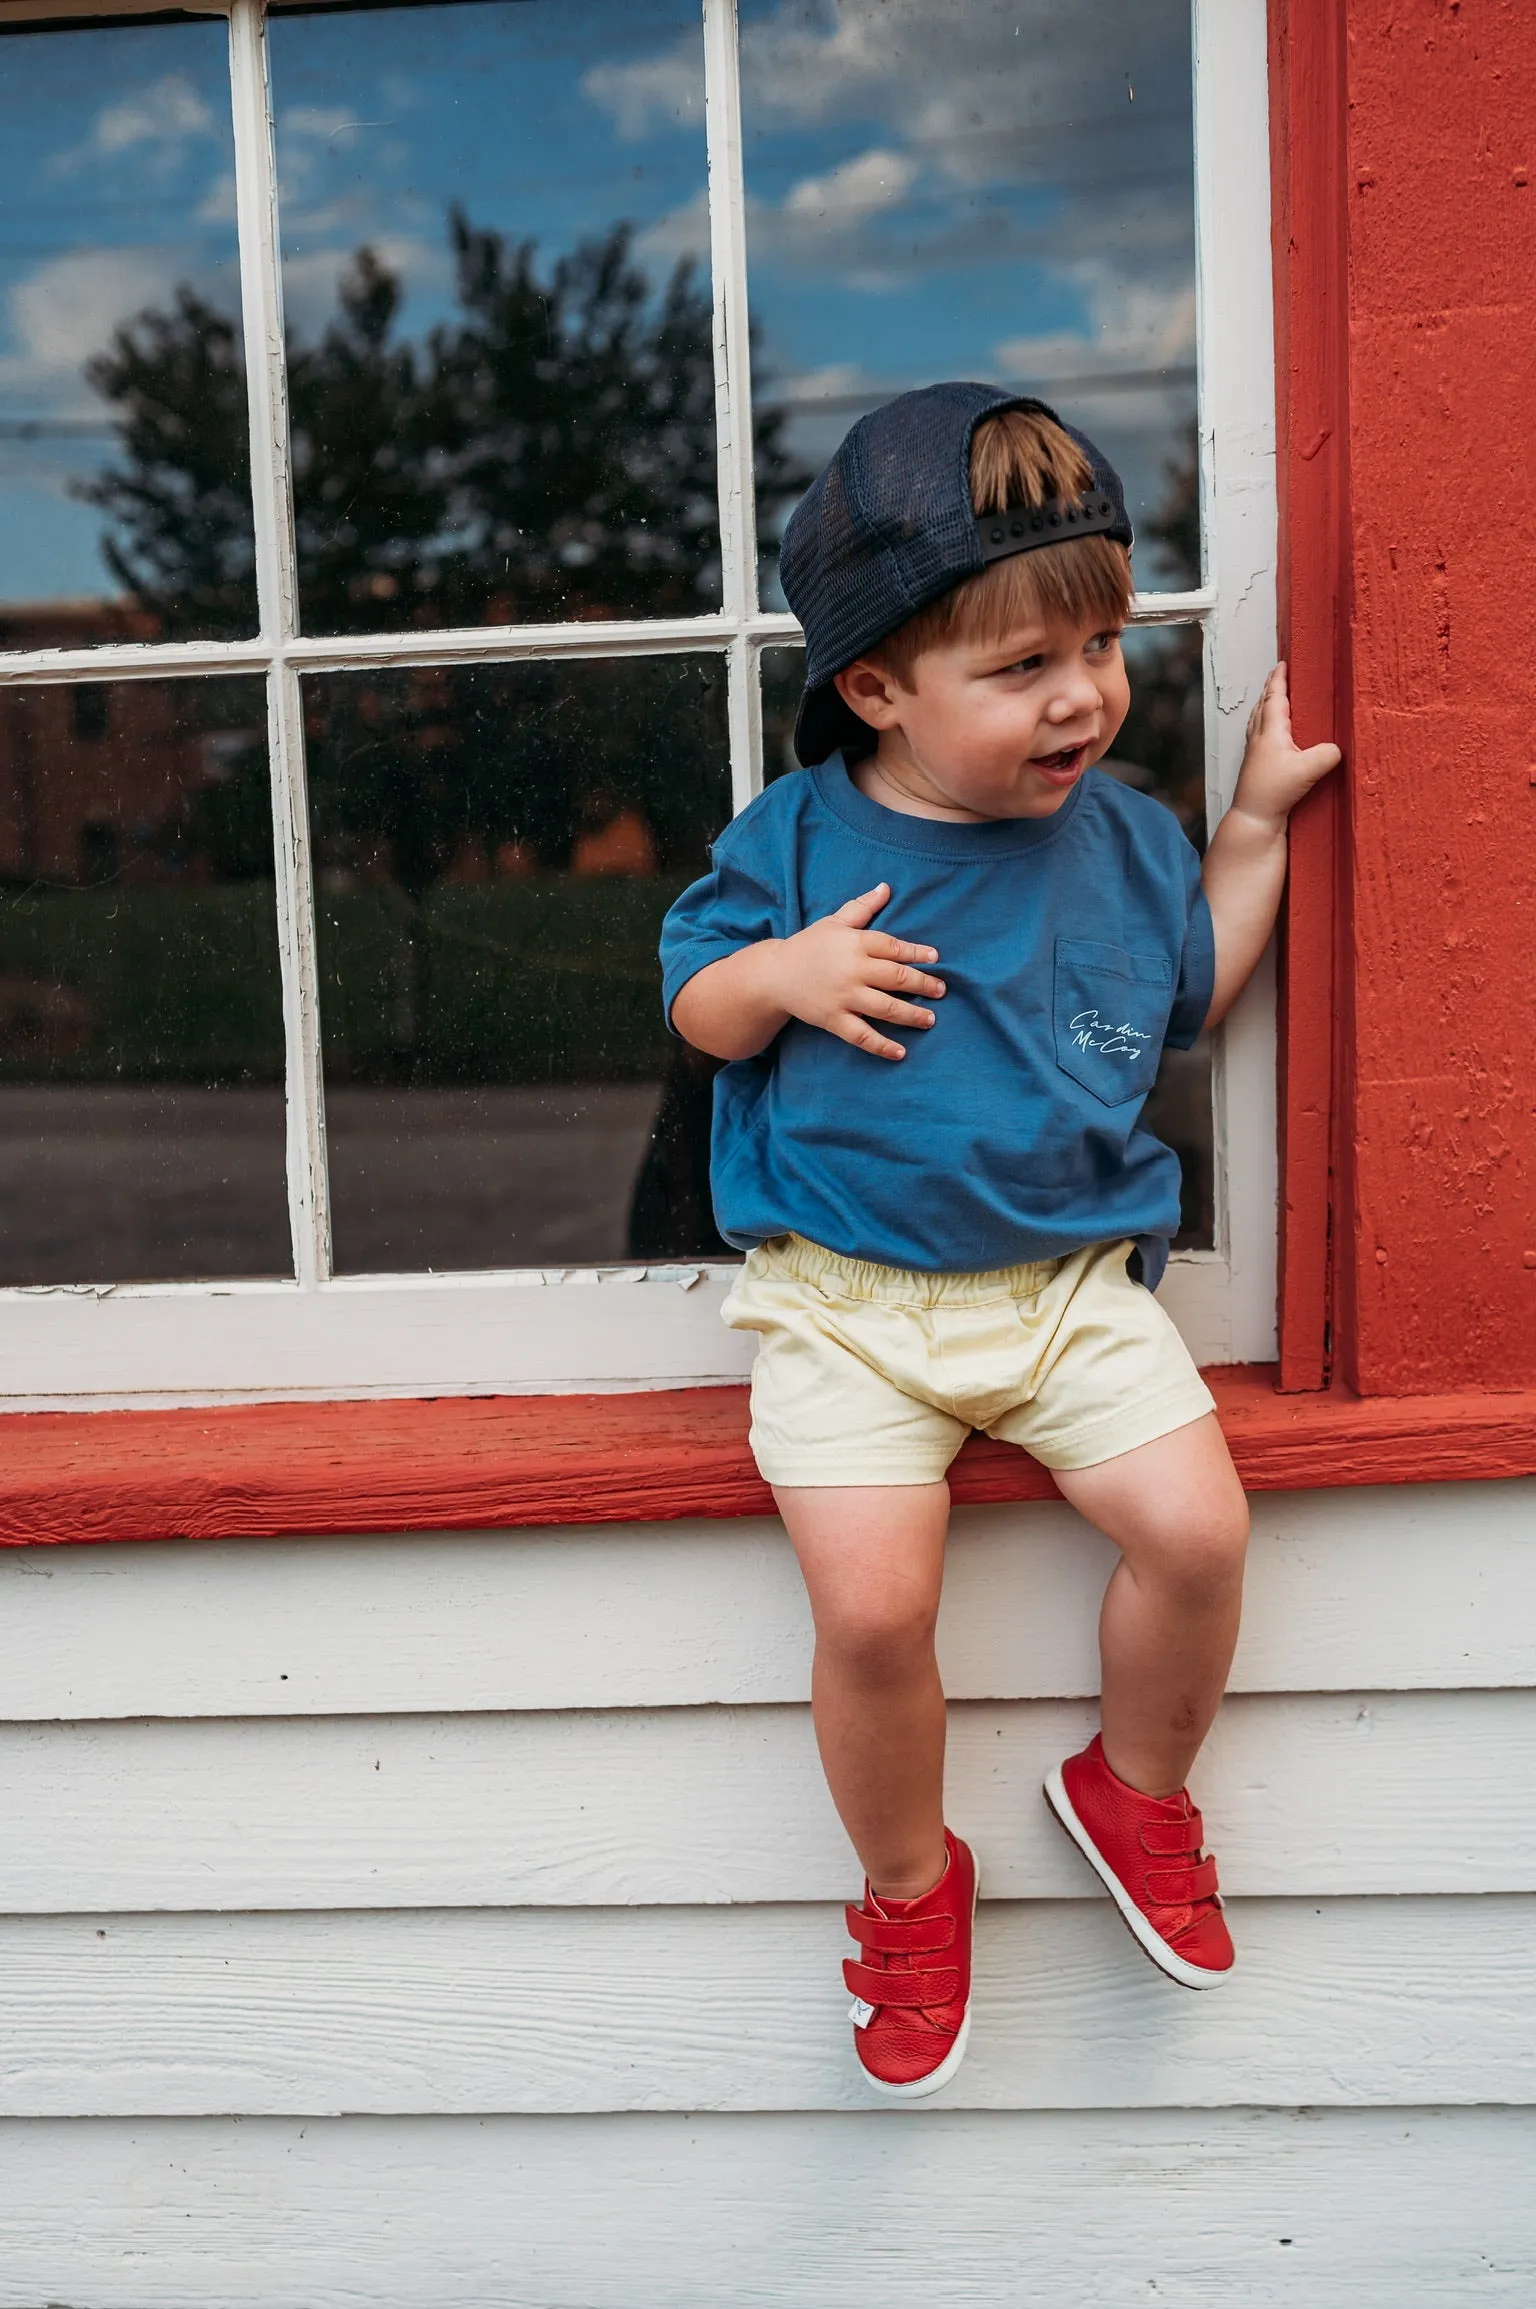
[[72, 202, 797, 646], [260, 0, 804, 633]]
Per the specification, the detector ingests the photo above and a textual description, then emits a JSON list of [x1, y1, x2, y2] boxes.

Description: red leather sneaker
[[843, 1830, 978, 2098], [1044, 1736, 1234, 1989]]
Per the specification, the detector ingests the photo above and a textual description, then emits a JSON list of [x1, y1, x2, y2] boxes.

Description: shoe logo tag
[[849, 1996, 877, 2029]]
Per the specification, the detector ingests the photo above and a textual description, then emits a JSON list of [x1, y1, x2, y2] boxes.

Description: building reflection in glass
[[0, 676, 290, 1284]]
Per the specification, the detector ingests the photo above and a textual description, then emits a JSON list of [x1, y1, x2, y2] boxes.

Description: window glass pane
[[0, 676, 290, 1284], [304, 654, 731, 1271], [0, 15, 256, 652], [1107, 623, 1210, 1247], [761, 642, 808, 784], [735, 0, 1199, 598], [1116, 622, 1206, 846], [757, 634, 1213, 1246], [268, 0, 720, 636]]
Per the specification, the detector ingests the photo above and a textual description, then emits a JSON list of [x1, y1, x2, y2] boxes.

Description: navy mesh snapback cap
[[779, 381, 1133, 767]]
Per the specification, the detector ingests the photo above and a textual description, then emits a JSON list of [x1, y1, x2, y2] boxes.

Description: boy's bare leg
[[773, 1482, 951, 1902], [1052, 1413, 1249, 1798]]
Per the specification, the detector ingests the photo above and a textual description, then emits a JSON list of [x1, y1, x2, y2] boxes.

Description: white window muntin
[[0, 0, 1273, 1408]]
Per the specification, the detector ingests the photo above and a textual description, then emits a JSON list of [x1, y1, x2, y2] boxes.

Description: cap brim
[[792, 680, 875, 768]]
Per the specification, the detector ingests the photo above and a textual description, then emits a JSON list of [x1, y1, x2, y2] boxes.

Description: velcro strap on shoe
[[844, 1907, 955, 1955], [1144, 1855, 1219, 1904], [842, 1959, 961, 2008], [1140, 1812, 1203, 1856]]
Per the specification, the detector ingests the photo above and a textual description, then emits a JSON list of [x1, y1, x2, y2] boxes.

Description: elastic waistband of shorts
[[757, 1233, 1074, 1308]]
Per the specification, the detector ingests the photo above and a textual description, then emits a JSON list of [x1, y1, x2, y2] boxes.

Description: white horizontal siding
[[0, 1480, 1531, 2304], [0, 1896, 1531, 2116], [0, 1687, 1530, 1911], [1, 1481, 1532, 1717], [0, 2109, 1530, 2306]]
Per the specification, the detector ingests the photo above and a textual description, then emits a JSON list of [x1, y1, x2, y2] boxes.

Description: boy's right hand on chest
[[770, 882, 945, 1062]]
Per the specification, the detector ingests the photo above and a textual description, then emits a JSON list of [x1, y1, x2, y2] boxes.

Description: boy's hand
[[773, 882, 945, 1062], [1231, 662, 1342, 830], [1199, 663, 1342, 1030]]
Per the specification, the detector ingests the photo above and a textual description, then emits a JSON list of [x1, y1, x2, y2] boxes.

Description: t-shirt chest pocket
[[1053, 936, 1172, 1107]]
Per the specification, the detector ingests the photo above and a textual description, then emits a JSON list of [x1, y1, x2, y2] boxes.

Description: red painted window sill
[[2, 1365, 1535, 1547]]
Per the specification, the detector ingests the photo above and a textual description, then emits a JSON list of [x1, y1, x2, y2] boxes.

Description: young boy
[[660, 383, 1339, 2098]]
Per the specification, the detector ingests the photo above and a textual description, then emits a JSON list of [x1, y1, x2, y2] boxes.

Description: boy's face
[[836, 610, 1131, 821]]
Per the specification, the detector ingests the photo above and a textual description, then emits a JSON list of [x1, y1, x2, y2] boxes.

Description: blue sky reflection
[[0, 15, 244, 609]]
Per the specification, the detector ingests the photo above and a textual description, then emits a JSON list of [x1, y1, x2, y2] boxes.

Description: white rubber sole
[[1042, 1767, 1232, 1992], [855, 1853, 980, 2100]]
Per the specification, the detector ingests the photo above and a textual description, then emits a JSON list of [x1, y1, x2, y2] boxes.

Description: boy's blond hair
[[873, 406, 1134, 684]]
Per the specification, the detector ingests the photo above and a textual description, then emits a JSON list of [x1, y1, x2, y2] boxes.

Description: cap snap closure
[[972, 484, 1130, 565]]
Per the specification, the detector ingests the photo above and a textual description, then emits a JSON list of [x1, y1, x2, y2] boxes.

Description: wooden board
[[0, 1484, 1530, 1719], [0, 1689, 1528, 1911], [0, 2107, 1528, 2305], [0, 1894, 1529, 2118], [5, 1368, 1536, 1548]]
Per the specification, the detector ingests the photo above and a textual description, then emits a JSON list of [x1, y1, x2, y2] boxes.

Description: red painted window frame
[[1269, 0, 1348, 1394]]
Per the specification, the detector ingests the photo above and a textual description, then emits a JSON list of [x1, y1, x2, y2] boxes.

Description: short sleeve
[[659, 807, 790, 1032], [1164, 858, 1215, 1050]]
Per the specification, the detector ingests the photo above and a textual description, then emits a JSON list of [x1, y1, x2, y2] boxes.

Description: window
[[0, 0, 1276, 1406]]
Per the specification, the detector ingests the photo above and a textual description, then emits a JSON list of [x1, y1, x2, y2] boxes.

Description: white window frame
[[0, 0, 1276, 1409]]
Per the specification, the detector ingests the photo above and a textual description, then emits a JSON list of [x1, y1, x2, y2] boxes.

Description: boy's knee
[[1135, 1492, 1249, 1596], [817, 1588, 939, 1681]]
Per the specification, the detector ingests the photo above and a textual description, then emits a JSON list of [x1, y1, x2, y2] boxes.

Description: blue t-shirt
[[660, 753, 1214, 1287]]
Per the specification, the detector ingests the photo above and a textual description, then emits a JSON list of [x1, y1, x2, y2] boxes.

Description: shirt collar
[[813, 751, 1089, 860]]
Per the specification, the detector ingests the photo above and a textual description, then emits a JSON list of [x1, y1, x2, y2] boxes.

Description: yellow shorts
[[722, 1233, 1216, 1487]]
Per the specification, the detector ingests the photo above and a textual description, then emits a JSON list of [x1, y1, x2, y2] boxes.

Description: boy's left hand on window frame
[[1229, 661, 1341, 832]]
